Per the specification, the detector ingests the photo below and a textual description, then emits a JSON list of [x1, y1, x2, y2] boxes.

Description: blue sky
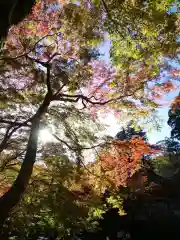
[[147, 107, 172, 143], [147, 90, 179, 143]]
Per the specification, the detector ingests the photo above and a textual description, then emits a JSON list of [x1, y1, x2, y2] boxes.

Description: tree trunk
[[0, 0, 36, 40], [0, 93, 51, 231]]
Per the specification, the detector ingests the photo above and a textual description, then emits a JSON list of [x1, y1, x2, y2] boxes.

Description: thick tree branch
[[26, 55, 53, 94], [26, 55, 48, 67], [53, 86, 143, 105], [54, 84, 66, 96], [47, 52, 61, 64], [46, 65, 52, 94], [101, 0, 111, 17]]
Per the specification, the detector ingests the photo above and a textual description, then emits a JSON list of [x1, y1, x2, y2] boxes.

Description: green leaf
[[92, 0, 100, 7]]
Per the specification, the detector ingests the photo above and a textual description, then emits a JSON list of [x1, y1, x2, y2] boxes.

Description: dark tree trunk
[[0, 93, 51, 231], [0, 0, 36, 40]]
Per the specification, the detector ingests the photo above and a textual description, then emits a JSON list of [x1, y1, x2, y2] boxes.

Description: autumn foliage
[[99, 138, 153, 187], [171, 94, 180, 110], [0, 0, 180, 237]]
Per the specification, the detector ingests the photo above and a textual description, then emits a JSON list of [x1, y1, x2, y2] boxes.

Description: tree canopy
[[0, 0, 180, 238]]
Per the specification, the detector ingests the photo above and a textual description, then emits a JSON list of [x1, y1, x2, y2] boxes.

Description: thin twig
[[52, 133, 107, 151], [0, 118, 32, 152], [0, 33, 61, 61]]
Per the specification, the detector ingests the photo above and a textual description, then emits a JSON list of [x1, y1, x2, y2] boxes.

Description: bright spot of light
[[39, 128, 54, 143]]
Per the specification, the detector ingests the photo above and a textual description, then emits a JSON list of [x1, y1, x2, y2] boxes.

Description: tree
[[0, 0, 179, 229], [0, 1, 105, 227], [116, 122, 147, 141], [156, 137, 180, 155], [93, 0, 180, 111], [98, 125, 153, 188], [0, 156, 103, 239], [168, 92, 180, 140], [152, 137, 180, 177], [150, 92, 180, 177], [101, 0, 180, 67]]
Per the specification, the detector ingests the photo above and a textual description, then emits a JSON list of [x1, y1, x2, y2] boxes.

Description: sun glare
[[39, 129, 54, 143]]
